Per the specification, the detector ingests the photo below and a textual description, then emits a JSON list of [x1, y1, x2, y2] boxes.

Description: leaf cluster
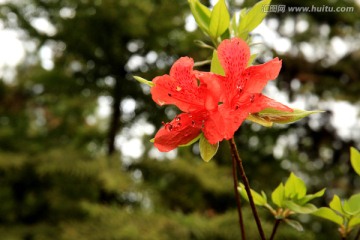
[[238, 172, 325, 231], [313, 147, 360, 238]]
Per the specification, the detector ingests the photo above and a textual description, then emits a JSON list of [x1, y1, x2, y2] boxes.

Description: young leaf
[[329, 195, 345, 216], [313, 207, 343, 225], [238, 183, 267, 206], [229, 13, 238, 36], [210, 50, 225, 75], [236, 8, 248, 39], [349, 216, 360, 228], [298, 188, 326, 205], [261, 190, 267, 202], [284, 201, 318, 214], [133, 76, 154, 87], [272, 183, 285, 207], [199, 133, 218, 162], [248, 53, 257, 66], [284, 219, 304, 232], [238, 0, 271, 33], [284, 172, 307, 199], [254, 108, 324, 125], [209, 0, 230, 39], [194, 40, 215, 50], [350, 147, 360, 176], [188, 0, 211, 35], [343, 193, 360, 215]]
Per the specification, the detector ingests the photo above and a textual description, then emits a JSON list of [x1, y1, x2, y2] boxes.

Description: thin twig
[[231, 145, 246, 240], [269, 219, 281, 240], [229, 138, 266, 240]]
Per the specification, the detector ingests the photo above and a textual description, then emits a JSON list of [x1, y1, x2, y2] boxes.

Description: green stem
[[231, 145, 246, 240], [229, 138, 266, 240], [269, 219, 281, 240]]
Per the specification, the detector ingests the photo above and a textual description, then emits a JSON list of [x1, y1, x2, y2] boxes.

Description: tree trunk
[[107, 76, 122, 156]]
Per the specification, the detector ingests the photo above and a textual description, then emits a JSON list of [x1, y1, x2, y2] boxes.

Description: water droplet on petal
[[176, 86, 182, 91], [168, 93, 172, 97], [236, 85, 243, 93], [175, 116, 181, 121], [250, 94, 255, 103], [191, 120, 195, 127], [235, 105, 239, 110], [164, 123, 173, 131], [158, 100, 165, 106]]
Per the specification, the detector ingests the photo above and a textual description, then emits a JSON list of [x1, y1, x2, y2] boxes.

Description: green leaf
[[188, 0, 211, 35], [238, 183, 267, 206], [237, 8, 248, 40], [210, 50, 225, 75], [199, 133, 218, 162], [329, 195, 345, 216], [298, 188, 326, 205], [194, 40, 215, 50], [284, 219, 304, 232], [253, 108, 324, 125], [284, 172, 307, 199], [349, 216, 360, 228], [313, 207, 343, 225], [209, 0, 230, 39], [271, 183, 285, 207], [179, 134, 201, 147], [248, 53, 257, 66], [229, 13, 238, 36], [238, 0, 271, 38], [246, 114, 273, 127], [350, 147, 360, 176], [261, 190, 267, 202], [133, 76, 154, 87], [193, 60, 212, 67], [284, 201, 318, 214], [343, 193, 360, 215]]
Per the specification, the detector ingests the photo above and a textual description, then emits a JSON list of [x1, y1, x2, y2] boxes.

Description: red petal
[[242, 58, 282, 93], [170, 57, 198, 88], [196, 72, 222, 111], [154, 112, 203, 152], [217, 38, 250, 103], [236, 93, 292, 114], [203, 106, 247, 144], [151, 57, 205, 112]]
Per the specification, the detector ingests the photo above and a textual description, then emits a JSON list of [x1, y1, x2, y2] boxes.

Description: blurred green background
[[0, 0, 359, 239]]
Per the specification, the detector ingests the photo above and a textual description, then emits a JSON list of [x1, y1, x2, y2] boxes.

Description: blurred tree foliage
[[0, 0, 359, 239]]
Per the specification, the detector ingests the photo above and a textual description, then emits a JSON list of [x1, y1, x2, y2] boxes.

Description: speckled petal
[[242, 57, 282, 93]]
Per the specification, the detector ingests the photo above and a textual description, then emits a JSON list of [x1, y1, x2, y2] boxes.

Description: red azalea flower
[[150, 38, 292, 152], [150, 57, 221, 152], [206, 37, 293, 141]]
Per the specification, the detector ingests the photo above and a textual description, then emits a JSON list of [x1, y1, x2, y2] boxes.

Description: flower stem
[[269, 219, 281, 240], [229, 138, 266, 240], [231, 145, 246, 240]]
